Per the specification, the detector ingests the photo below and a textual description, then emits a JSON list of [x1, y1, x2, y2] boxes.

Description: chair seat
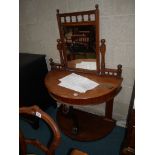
[[70, 149, 88, 155]]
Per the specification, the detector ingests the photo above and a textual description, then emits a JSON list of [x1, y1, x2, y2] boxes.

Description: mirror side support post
[[56, 9, 68, 68], [95, 4, 100, 74], [56, 9, 61, 38], [57, 39, 65, 67], [100, 39, 106, 74], [117, 64, 122, 78]]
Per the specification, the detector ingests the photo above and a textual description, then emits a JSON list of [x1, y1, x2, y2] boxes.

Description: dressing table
[[45, 5, 123, 141]]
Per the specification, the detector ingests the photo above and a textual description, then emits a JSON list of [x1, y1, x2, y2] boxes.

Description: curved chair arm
[[20, 105, 61, 155]]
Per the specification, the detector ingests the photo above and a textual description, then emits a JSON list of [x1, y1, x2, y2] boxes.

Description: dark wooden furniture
[[45, 70, 123, 141], [19, 105, 61, 155], [120, 84, 135, 155], [19, 53, 57, 109]]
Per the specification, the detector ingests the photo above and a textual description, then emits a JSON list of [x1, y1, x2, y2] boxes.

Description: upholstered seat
[[70, 149, 89, 155]]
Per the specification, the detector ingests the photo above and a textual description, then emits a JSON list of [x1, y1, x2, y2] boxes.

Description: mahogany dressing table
[[45, 5, 123, 141], [45, 69, 122, 141]]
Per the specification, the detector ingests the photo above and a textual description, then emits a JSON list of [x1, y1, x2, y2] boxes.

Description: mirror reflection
[[63, 25, 96, 61]]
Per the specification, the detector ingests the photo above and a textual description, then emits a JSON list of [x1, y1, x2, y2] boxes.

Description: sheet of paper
[[58, 81, 86, 93], [76, 61, 96, 70], [58, 73, 99, 93]]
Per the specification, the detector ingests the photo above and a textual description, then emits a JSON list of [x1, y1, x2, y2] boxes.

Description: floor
[[20, 105, 125, 155]]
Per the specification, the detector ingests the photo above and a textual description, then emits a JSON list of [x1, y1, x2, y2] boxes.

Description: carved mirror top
[[56, 4, 99, 25]]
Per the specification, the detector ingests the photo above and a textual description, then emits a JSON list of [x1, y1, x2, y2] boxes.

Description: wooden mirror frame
[[49, 4, 122, 78], [56, 4, 100, 74]]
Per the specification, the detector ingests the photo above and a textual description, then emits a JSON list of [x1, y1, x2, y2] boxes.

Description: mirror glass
[[64, 25, 96, 60], [63, 25, 97, 70]]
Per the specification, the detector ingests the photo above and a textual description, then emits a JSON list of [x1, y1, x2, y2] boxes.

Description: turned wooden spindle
[[70, 16, 72, 22], [57, 39, 65, 66], [100, 39, 106, 73], [88, 14, 91, 21], [49, 58, 56, 70], [76, 16, 78, 22], [95, 4, 99, 10], [117, 64, 122, 78], [82, 15, 84, 21]]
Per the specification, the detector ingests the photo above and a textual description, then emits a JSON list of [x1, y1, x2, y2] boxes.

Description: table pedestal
[[57, 105, 116, 141]]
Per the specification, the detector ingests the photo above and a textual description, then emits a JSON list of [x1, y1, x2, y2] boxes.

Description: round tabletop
[[44, 70, 122, 105]]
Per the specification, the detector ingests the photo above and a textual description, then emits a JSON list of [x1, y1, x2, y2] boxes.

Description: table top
[[44, 70, 122, 105]]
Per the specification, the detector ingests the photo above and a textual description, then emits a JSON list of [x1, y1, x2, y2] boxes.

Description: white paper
[[76, 61, 96, 70], [58, 73, 99, 93], [35, 112, 41, 118]]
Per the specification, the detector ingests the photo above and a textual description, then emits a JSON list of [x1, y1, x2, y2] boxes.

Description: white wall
[[19, 0, 135, 125]]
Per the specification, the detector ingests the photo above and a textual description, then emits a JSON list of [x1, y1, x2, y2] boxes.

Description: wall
[[19, 0, 135, 126]]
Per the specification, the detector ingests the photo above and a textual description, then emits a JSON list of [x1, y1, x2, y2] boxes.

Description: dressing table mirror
[[55, 4, 100, 73]]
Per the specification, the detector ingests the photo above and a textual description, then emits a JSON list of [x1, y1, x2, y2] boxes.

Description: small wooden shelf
[[57, 106, 116, 141], [62, 21, 96, 26]]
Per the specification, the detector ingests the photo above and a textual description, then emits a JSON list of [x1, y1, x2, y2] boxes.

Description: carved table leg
[[61, 104, 79, 135]]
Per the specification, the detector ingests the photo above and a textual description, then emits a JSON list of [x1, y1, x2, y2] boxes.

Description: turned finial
[[117, 64, 122, 69], [57, 39, 61, 43], [95, 4, 99, 9], [101, 39, 105, 44], [57, 39, 63, 51], [117, 64, 122, 77], [56, 9, 59, 14], [49, 58, 54, 64]]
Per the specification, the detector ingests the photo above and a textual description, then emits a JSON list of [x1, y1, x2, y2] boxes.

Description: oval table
[[45, 70, 123, 141]]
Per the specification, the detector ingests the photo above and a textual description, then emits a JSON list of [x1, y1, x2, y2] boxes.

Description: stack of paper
[[58, 73, 99, 93], [76, 61, 96, 70]]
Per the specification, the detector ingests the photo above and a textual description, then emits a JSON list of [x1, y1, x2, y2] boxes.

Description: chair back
[[19, 105, 61, 155]]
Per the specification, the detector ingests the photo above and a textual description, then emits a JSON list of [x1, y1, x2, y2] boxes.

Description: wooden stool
[[70, 149, 89, 155]]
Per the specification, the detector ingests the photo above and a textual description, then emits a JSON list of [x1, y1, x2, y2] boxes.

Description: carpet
[[20, 105, 125, 155]]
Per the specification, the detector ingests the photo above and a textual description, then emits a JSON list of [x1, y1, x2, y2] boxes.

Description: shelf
[[57, 106, 116, 141]]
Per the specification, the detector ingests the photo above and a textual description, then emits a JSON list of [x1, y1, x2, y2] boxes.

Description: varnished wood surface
[[44, 70, 122, 105], [20, 105, 61, 155], [70, 149, 89, 155], [57, 106, 115, 141]]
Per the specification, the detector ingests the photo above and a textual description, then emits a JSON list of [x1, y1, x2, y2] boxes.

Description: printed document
[[58, 73, 99, 93]]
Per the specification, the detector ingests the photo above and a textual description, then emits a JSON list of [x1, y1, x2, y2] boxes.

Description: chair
[[19, 105, 61, 155], [70, 149, 89, 155]]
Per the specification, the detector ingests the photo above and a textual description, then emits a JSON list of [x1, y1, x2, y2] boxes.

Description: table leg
[[105, 98, 114, 120], [61, 105, 79, 135]]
